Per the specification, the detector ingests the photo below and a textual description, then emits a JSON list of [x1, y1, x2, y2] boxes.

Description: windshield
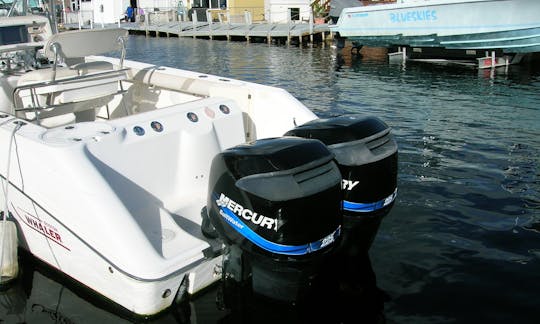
[[1, 0, 48, 17], [1, 0, 57, 33], [0, 0, 11, 15]]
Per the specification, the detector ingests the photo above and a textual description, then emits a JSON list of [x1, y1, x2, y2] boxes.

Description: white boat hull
[[1, 45, 317, 315], [330, 0, 540, 53]]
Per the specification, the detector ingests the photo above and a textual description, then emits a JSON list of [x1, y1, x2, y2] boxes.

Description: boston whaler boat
[[330, 0, 540, 64], [0, 0, 397, 317]]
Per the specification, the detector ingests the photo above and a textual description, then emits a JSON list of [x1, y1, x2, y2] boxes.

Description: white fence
[[68, 6, 320, 29]]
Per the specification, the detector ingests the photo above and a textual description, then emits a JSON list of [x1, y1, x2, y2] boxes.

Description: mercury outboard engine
[[205, 137, 342, 303], [285, 115, 398, 254]]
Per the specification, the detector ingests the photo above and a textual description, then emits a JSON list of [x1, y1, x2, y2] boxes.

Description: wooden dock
[[65, 21, 332, 45]]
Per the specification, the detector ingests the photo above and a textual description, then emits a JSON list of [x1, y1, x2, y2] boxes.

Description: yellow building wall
[[228, 0, 265, 21]]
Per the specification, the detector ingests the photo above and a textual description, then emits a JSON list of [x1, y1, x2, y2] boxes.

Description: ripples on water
[[2, 36, 539, 323]]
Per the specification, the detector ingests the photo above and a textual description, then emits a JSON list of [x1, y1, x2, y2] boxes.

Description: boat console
[[0, 15, 51, 72], [0, 16, 52, 114]]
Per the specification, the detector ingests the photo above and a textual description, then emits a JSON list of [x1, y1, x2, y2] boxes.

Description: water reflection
[[0, 251, 387, 323], [216, 252, 387, 324], [0, 252, 132, 323]]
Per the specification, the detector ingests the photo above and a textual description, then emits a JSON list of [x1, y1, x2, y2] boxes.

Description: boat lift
[[387, 46, 525, 70]]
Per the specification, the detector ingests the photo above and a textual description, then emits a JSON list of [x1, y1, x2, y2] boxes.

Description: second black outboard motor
[[204, 137, 342, 303], [285, 115, 398, 254]]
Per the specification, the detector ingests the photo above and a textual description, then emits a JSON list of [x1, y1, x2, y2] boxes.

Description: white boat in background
[[0, 0, 398, 318], [330, 0, 540, 55]]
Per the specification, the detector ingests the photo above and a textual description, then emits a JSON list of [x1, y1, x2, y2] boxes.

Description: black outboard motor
[[285, 115, 398, 254], [205, 137, 342, 303]]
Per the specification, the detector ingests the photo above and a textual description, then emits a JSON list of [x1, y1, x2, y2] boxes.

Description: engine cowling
[[285, 114, 398, 252], [205, 137, 342, 302]]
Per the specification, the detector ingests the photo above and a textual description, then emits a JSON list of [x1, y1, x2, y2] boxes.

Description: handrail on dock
[[63, 6, 332, 45]]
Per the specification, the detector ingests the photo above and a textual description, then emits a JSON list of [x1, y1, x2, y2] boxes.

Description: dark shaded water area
[[1, 36, 539, 323]]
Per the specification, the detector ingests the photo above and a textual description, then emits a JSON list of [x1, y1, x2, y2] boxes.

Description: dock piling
[[192, 13, 197, 39]]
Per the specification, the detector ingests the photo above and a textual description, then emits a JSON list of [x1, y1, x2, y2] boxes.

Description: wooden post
[[244, 10, 251, 25], [207, 10, 213, 40], [244, 10, 250, 42], [309, 11, 313, 43], [287, 8, 291, 45], [145, 13, 149, 37], [402, 47, 407, 62], [78, 10, 82, 30], [145, 12, 149, 35], [226, 10, 231, 41], [192, 12, 197, 38]]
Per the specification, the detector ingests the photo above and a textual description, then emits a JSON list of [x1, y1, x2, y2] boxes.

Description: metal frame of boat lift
[[387, 46, 525, 69]]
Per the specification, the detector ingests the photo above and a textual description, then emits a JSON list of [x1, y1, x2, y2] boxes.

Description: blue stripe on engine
[[219, 207, 340, 255], [343, 188, 398, 213]]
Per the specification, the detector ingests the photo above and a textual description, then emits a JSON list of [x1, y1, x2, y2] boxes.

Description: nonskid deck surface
[[55, 95, 246, 259]]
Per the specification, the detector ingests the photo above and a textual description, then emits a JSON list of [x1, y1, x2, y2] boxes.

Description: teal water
[[1, 36, 539, 323]]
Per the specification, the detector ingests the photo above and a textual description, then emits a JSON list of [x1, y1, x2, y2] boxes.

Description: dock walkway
[[65, 21, 331, 45]]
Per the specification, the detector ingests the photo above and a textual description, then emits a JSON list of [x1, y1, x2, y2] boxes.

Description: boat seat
[[13, 28, 129, 127], [17, 68, 78, 83], [72, 60, 114, 75], [16, 61, 115, 84]]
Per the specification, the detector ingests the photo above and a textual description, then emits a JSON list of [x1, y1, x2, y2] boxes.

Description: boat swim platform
[[63, 21, 332, 45]]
